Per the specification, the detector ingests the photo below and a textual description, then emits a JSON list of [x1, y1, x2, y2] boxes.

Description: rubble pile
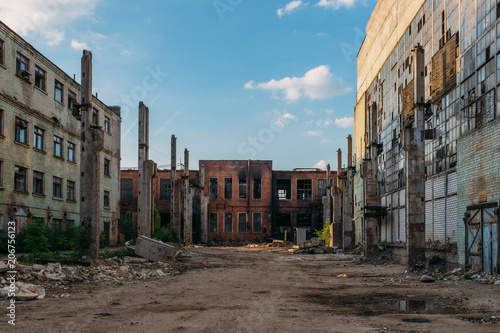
[[292, 239, 338, 255], [0, 251, 196, 301]]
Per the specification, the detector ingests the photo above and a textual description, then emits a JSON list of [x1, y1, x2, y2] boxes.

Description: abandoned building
[[355, 0, 500, 272], [120, 160, 337, 243], [0, 20, 122, 248]]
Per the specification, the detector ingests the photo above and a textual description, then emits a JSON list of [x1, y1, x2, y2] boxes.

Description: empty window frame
[[120, 178, 134, 201], [238, 213, 247, 233], [35, 66, 46, 91], [224, 177, 233, 199], [276, 179, 291, 200], [33, 171, 44, 195], [209, 177, 218, 200], [67, 180, 75, 201], [0, 39, 4, 65], [253, 178, 261, 200], [297, 213, 312, 227], [104, 159, 110, 176], [34, 126, 44, 150], [159, 178, 172, 200], [209, 213, 218, 233], [253, 213, 262, 233], [297, 179, 312, 200], [16, 52, 29, 77], [68, 90, 77, 108], [54, 80, 63, 103], [15, 117, 28, 144], [14, 166, 27, 192], [104, 116, 110, 133], [53, 135, 63, 158], [317, 179, 328, 198], [67, 142, 75, 162], [239, 177, 247, 199], [92, 108, 98, 125], [53, 177, 62, 198], [224, 213, 232, 233], [104, 190, 110, 207]]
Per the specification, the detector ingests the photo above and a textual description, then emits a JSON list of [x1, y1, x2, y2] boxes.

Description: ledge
[[32, 193, 46, 198], [52, 196, 64, 201], [67, 160, 77, 165], [53, 155, 65, 161], [35, 86, 48, 95], [14, 189, 29, 195], [33, 147, 46, 154], [14, 141, 30, 149], [66, 199, 77, 204], [16, 74, 31, 84]]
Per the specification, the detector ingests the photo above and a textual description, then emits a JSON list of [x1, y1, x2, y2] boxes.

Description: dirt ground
[[2, 247, 500, 332]]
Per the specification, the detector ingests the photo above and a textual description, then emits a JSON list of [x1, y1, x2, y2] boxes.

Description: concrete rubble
[[292, 239, 338, 255]]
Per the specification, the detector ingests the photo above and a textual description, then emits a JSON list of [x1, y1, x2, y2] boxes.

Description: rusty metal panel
[[430, 34, 457, 102], [402, 80, 415, 127], [478, 191, 487, 203]]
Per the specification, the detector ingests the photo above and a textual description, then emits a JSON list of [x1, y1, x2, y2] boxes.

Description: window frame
[[224, 177, 233, 200], [33, 171, 44, 195], [224, 213, 233, 233], [120, 178, 134, 201], [276, 179, 291, 200], [16, 52, 29, 78], [53, 135, 63, 158], [15, 117, 28, 145], [238, 177, 247, 199], [67, 180, 75, 201], [103, 190, 110, 208], [104, 116, 110, 133], [34, 126, 44, 151], [252, 212, 262, 233], [209, 177, 218, 200], [0, 39, 4, 66], [68, 90, 77, 108], [238, 213, 247, 233], [296, 179, 312, 200], [0, 109, 4, 136], [54, 80, 63, 103], [159, 178, 172, 200], [209, 213, 218, 233], [67, 142, 75, 162], [253, 178, 262, 200], [53, 176, 62, 198], [104, 159, 110, 176], [92, 108, 98, 125], [0, 160, 3, 188], [14, 166, 27, 192], [35, 66, 46, 91]]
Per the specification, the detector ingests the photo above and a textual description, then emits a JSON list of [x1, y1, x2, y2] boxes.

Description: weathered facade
[[355, 0, 500, 271], [0, 21, 121, 248]]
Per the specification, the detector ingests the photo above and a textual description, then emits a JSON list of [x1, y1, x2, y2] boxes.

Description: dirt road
[[2, 247, 500, 332]]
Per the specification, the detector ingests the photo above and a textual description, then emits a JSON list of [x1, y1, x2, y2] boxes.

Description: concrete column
[[330, 187, 343, 247], [200, 165, 209, 243], [171, 135, 181, 239], [343, 135, 355, 249], [183, 149, 193, 245], [80, 50, 103, 260]]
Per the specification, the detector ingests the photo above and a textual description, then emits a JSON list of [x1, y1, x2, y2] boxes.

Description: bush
[[314, 221, 331, 245], [99, 230, 107, 248], [154, 226, 180, 244], [119, 233, 126, 245], [70, 226, 90, 257], [21, 218, 50, 261], [121, 211, 136, 241]]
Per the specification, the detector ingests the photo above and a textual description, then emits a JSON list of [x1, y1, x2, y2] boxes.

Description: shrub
[[99, 230, 107, 248], [21, 218, 50, 261], [121, 211, 136, 241], [314, 221, 331, 245]]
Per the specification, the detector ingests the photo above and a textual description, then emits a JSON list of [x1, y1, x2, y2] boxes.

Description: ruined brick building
[[120, 160, 336, 243], [355, 0, 500, 272], [0, 21, 121, 247]]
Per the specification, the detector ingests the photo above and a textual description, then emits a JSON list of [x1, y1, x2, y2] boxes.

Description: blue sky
[[0, 0, 375, 170]]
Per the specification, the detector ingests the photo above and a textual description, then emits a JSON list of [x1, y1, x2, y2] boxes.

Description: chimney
[[347, 135, 353, 168]]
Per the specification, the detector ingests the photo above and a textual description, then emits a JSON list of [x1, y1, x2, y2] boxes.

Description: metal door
[[465, 203, 499, 274]]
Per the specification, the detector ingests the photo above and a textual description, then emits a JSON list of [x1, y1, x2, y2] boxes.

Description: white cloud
[[0, 0, 100, 46], [325, 109, 335, 115], [320, 139, 331, 143], [245, 65, 352, 101], [304, 130, 323, 137], [335, 116, 354, 128], [316, 0, 356, 10], [71, 39, 89, 50], [317, 118, 333, 127], [120, 49, 134, 56], [274, 112, 297, 128], [305, 109, 315, 116], [314, 160, 327, 170], [277, 1, 304, 18]]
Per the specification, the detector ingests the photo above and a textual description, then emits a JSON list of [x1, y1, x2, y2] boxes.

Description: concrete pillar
[[347, 135, 353, 168], [330, 187, 343, 247], [171, 135, 181, 239], [183, 149, 193, 245], [404, 45, 426, 269], [343, 135, 355, 249], [137, 102, 156, 238], [80, 50, 103, 260]]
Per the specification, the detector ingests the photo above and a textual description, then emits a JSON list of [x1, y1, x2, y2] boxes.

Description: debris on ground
[[134, 236, 179, 261], [420, 274, 435, 283], [292, 239, 338, 255]]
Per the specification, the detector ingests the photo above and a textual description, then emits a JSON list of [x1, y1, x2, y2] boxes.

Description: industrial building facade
[[0, 20, 121, 245], [355, 0, 500, 271], [120, 161, 336, 243]]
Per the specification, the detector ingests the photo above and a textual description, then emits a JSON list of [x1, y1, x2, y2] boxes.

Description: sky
[[0, 0, 376, 170]]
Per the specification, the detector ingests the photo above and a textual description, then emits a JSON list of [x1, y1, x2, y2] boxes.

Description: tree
[[22, 218, 49, 261]]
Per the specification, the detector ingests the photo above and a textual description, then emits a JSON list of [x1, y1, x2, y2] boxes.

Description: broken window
[[297, 213, 312, 227], [317, 179, 327, 198], [297, 179, 312, 200], [67, 180, 75, 201], [209, 178, 218, 200], [15, 117, 28, 144], [68, 142, 75, 162], [159, 178, 172, 200], [238, 213, 247, 233], [224, 177, 233, 200], [105, 116, 110, 133], [92, 108, 98, 125], [16, 52, 29, 78], [53, 135, 63, 158], [104, 190, 110, 207], [253, 178, 261, 200], [253, 213, 262, 233], [239, 177, 247, 199], [14, 166, 27, 192], [277, 179, 291, 200], [209, 213, 218, 233], [35, 66, 46, 91], [34, 127, 44, 151], [0, 39, 4, 65], [33, 171, 44, 195], [54, 80, 63, 103], [68, 90, 77, 108], [224, 213, 232, 233], [53, 177, 62, 198], [104, 159, 110, 176], [120, 178, 134, 201]]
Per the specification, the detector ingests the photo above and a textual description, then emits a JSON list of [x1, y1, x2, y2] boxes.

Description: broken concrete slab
[[135, 236, 177, 261]]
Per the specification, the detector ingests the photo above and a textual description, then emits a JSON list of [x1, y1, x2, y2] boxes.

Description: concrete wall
[[457, 117, 500, 265]]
